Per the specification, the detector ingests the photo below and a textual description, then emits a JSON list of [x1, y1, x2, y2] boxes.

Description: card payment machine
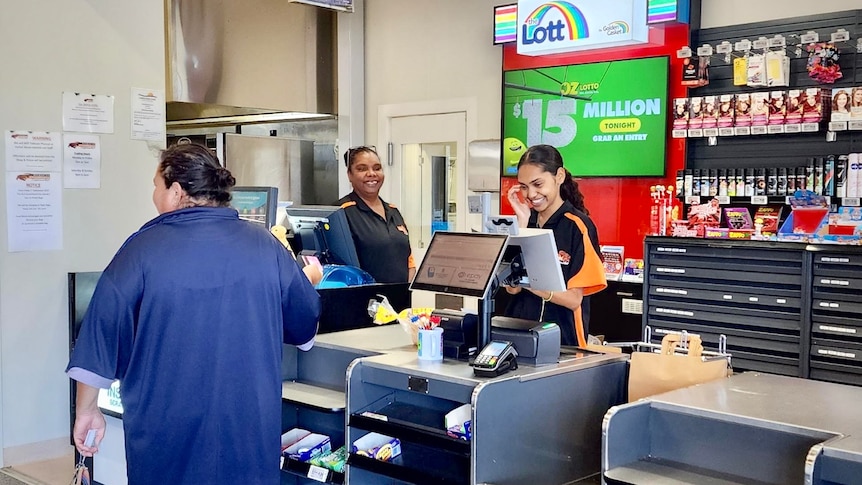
[[471, 340, 518, 377]]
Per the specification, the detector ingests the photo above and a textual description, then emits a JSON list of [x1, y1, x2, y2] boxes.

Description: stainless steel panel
[[166, 0, 336, 121], [222, 133, 313, 204]]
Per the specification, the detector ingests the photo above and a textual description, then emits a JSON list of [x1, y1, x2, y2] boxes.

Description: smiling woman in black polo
[[336, 146, 415, 283]]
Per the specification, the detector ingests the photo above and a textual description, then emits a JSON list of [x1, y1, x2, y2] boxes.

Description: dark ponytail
[[560, 171, 588, 215], [518, 144, 589, 215], [159, 143, 236, 207]]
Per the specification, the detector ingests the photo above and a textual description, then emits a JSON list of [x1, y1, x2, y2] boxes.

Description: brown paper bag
[[628, 334, 730, 402]]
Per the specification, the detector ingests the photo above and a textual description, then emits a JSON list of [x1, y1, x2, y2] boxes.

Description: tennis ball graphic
[[503, 137, 526, 174]]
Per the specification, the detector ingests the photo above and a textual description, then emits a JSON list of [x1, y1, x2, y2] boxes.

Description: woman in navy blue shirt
[[67, 144, 320, 484]]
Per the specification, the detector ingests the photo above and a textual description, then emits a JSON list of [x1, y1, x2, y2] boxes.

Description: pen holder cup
[[417, 327, 444, 361]]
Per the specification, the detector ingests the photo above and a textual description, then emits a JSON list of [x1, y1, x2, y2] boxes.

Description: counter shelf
[[603, 372, 862, 485], [349, 400, 471, 455], [281, 381, 345, 413], [347, 440, 470, 485], [281, 456, 344, 484]]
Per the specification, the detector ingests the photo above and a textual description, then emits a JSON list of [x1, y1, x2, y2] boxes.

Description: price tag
[[735, 39, 752, 52], [685, 196, 702, 205], [696, 44, 714, 56], [831, 29, 850, 43], [842, 197, 861, 207], [785, 196, 793, 205], [716, 196, 730, 205], [768, 35, 786, 48], [784, 124, 802, 133], [751, 195, 768, 205], [849, 120, 862, 131], [677, 46, 693, 58], [829, 121, 848, 132], [800, 31, 820, 44], [752, 37, 769, 50], [716, 41, 733, 54], [307, 465, 329, 482]]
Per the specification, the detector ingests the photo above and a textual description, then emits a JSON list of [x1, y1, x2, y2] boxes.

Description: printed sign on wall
[[516, 0, 649, 56]]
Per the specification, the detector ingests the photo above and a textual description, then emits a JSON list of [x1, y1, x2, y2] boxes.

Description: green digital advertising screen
[[502, 56, 669, 177]]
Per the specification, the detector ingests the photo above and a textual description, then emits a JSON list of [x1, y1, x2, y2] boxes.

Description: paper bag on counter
[[628, 334, 730, 402]]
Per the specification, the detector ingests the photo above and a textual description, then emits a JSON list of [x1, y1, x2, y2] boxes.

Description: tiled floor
[[5, 454, 73, 485]]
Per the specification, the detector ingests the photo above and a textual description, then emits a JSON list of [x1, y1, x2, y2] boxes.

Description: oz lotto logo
[[521, 1, 589, 46]]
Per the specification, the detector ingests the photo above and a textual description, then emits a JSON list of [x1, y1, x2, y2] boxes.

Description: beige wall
[[0, 0, 164, 463], [363, 0, 503, 145]]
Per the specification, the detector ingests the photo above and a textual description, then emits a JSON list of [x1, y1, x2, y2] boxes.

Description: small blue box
[[285, 433, 332, 462]]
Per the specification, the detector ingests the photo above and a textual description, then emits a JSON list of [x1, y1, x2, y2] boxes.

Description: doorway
[[378, 99, 480, 309]]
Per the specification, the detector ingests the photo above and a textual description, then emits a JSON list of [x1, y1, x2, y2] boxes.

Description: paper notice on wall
[[5, 131, 62, 172], [63, 134, 101, 189], [62, 92, 115, 134], [130, 87, 165, 141], [6, 172, 63, 252]]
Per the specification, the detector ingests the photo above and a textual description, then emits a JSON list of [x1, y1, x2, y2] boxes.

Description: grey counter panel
[[604, 372, 862, 485]]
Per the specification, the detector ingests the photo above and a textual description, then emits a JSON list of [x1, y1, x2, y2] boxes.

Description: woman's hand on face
[[507, 185, 531, 227]]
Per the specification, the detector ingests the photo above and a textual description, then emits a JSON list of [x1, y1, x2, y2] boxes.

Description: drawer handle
[[776, 299, 787, 304], [817, 349, 857, 360], [616, 292, 634, 297], [749, 297, 759, 302], [820, 279, 850, 286]]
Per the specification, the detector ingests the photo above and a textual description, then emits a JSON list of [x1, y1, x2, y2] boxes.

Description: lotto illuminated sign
[[516, 0, 649, 55]]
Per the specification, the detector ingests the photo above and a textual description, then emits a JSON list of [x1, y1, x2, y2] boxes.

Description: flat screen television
[[410, 232, 509, 299], [230, 186, 279, 228], [286, 205, 361, 268], [502, 56, 669, 177]]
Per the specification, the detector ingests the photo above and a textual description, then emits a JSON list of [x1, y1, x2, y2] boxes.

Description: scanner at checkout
[[491, 316, 561, 366]]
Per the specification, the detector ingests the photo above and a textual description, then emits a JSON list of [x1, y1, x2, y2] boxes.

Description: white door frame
[[376, 98, 479, 205]]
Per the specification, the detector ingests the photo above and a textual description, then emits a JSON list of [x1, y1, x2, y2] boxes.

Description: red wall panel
[[501, 23, 690, 259]]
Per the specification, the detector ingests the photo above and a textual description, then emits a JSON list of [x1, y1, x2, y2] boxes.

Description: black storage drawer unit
[[810, 251, 862, 386], [645, 238, 862, 385], [645, 238, 806, 377]]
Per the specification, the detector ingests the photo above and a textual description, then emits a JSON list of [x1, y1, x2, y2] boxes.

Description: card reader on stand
[[491, 316, 561, 366]]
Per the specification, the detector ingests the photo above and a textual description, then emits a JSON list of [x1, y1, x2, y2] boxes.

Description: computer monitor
[[230, 186, 279, 228], [504, 228, 567, 292], [285, 205, 361, 267], [410, 232, 509, 300]]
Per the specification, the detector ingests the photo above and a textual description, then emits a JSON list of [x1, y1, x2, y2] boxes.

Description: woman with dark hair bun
[[505, 144, 606, 347], [67, 143, 321, 483]]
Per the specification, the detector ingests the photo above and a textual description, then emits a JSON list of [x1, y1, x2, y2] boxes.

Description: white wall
[[364, 0, 503, 145], [701, 0, 862, 28], [0, 1, 164, 464]]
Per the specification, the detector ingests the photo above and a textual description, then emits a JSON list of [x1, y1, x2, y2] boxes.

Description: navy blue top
[[67, 207, 320, 484]]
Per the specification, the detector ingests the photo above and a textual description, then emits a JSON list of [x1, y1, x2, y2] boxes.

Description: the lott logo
[[521, 1, 589, 46], [601, 21, 629, 36]]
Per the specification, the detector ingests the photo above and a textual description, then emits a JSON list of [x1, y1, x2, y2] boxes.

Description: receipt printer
[[432, 310, 477, 360], [490, 316, 560, 365]]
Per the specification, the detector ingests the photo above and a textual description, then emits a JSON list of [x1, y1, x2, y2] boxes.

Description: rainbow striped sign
[[496, 0, 686, 45], [494, 4, 518, 44]]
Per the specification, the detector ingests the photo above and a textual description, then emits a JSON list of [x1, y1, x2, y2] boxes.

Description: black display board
[[687, 10, 862, 171]]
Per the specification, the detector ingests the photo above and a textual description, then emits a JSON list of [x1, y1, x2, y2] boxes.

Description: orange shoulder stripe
[[340, 201, 357, 209], [564, 213, 607, 297]]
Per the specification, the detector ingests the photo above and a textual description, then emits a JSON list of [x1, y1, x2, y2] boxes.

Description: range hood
[[166, 0, 337, 127]]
